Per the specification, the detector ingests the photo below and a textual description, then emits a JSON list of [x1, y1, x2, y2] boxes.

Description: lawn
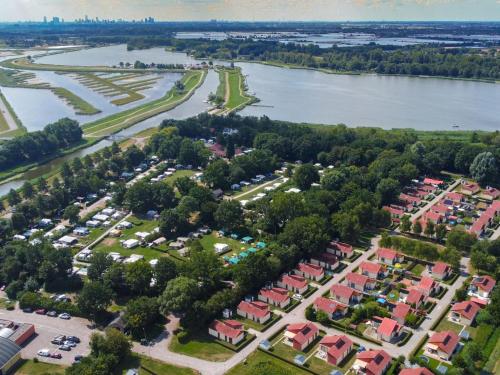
[[199, 231, 249, 257], [169, 330, 235, 362], [227, 350, 311, 375], [416, 349, 452, 373], [220, 68, 255, 113], [235, 313, 281, 332], [307, 345, 358, 374], [14, 359, 66, 375], [118, 354, 198, 375], [92, 216, 169, 261], [164, 169, 196, 186], [410, 263, 425, 276], [434, 318, 463, 334]]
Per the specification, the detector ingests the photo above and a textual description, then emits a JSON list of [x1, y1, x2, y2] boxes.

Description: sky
[[0, 0, 499, 22]]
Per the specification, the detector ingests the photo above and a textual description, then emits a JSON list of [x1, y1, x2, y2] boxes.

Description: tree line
[[0, 118, 83, 171]]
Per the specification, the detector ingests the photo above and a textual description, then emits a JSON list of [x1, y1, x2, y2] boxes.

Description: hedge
[[19, 291, 82, 317], [397, 331, 413, 347], [431, 307, 450, 330]]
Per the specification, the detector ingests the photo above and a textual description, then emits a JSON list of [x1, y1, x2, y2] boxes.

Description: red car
[[35, 309, 46, 315], [50, 353, 62, 359]]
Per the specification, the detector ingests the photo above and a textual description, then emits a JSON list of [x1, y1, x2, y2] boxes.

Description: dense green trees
[[0, 118, 83, 171], [293, 164, 319, 190], [470, 151, 498, 187]]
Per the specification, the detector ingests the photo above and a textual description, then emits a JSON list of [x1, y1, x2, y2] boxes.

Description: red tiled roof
[[483, 187, 500, 199], [360, 261, 383, 275], [451, 301, 480, 321], [377, 247, 400, 260], [418, 276, 438, 294], [377, 318, 401, 337], [424, 178, 444, 186], [281, 274, 308, 289], [432, 262, 451, 275], [470, 297, 488, 308], [399, 193, 421, 204], [320, 335, 353, 362], [331, 284, 360, 300], [346, 272, 373, 287], [406, 289, 426, 306], [329, 241, 353, 254], [432, 203, 450, 214], [356, 350, 392, 375], [446, 192, 463, 202], [287, 322, 319, 346], [237, 300, 269, 318], [383, 206, 404, 216], [428, 331, 459, 356], [424, 211, 442, 223], [392, 303, 412, 320], [259, 287, 289, 304], [472, 275, 496, 293], [209, 320, 243, 339], [314, 297, 348, 314], [462, 182, 480, 192], [297, 262, 324, 277], [311, 252, 338, 265], [399, 368, 434, 375]]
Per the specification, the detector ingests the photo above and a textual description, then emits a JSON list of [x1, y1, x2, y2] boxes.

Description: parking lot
[[0, 307, 94, 365]]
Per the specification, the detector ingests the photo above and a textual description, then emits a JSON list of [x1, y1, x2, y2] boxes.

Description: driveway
[[0, 308, 94, 366]]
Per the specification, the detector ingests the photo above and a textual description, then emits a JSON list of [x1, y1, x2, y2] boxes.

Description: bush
[[177, 330, 189, 344]]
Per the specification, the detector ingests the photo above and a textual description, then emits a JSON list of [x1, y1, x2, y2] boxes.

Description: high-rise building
[[43, 16, 47, 23]]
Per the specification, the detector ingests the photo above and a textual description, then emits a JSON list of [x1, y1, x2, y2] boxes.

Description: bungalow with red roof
[[327, 241, 354, 258], [450, 301, 480, 326], [310, 252, 339, 271], [353, 349, 392, 375], [208, 320, 245, 345], [423, 178, 444, 187], [399, 368, 434, 375], [277, 274, 308, 294], [470, 297, 488, 309], [377, 248, 404, 265], [416, 276, 441, 296], [258, 287, 290, 309], [346, 273, 377, 292], [318, 335, 353, 366], [383, 206, 404, 221], [404, 289, 427, 309], [399, 193, 421, 206], [481, 187, 500, 201], [237, 301, 271, 324], [360, 261, 387, 279], [461, 182, 480, 196], [469, 275, 496, 299], [294, 262, 325, 282], [391, 303, 413, 325], [313, 297, 348, 319], [284, 322, 319, 351], [422, 210, 443, 224], [330, 284, 362, 305], [432, 203, 451, 215], [431, 262, 452, 280], [376, 317, 402, 343], [445, 192, 464, 205], [425, 331, 460, 361]]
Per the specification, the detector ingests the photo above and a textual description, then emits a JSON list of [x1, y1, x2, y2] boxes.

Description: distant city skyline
[[1, 0, 499, 22]]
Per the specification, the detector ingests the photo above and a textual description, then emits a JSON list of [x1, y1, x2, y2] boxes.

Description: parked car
[[58, 313, 71, 320], [37, 349, 50, 357], [292, 293, 303, 301], [64, 340, 76, 347], [35, 308, 46, 315], [67, 336, 80, 343], [47, 310, 58, 317], [74, 355, 83, 363], [140, 338, 150, 346], [22, 307, 33, 313], [50, 353, 62, 359], [59, 345, 71, 351], [51, 338, 65, 345]]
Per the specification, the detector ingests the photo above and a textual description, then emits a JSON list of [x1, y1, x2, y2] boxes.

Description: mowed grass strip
[[169, 330, 235, 362], [51, 87, 101, 115], [82, 70, 206, 138]]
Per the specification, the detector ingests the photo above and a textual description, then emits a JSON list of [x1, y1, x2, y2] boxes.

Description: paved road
[[409, 179, 461, 223]]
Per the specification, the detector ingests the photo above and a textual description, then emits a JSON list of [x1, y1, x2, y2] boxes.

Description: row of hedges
[[431, 307, 450, 330]]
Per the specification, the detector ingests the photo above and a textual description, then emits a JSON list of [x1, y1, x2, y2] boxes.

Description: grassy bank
[[0, 90, 26, 138], [82, 69, 206, 138], [1, 57, 184, 74], [52, 87, 101, 115], [215, 67, 256, 115]]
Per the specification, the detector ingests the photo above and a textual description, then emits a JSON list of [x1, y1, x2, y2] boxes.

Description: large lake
[[31, 45, 500, 131]]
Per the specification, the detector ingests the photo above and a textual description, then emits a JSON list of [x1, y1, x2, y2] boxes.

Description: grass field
[[227, 350, 311, 375], [169, 330, 235, 362], [14, 359, 66, 375], [199, 231, 249, 257], [52, 87, 101, 115], [434, 318, 463, 334], [0, 90, 26, 137], [92, 216, 168, 261], [217, 68, 256, 115], [82, 70, 206, 138]]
